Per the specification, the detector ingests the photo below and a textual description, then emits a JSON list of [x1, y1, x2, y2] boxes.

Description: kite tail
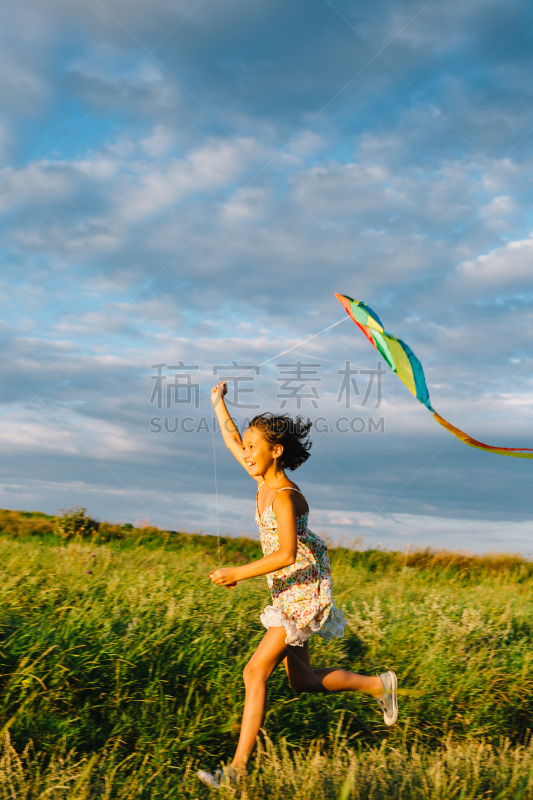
[[336, 292, 533, 459], [432, 411, 533, 459]]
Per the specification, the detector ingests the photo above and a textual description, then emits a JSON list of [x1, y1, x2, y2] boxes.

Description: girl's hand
[[211, 381, 227, 408], [208, 568, 238, 587]]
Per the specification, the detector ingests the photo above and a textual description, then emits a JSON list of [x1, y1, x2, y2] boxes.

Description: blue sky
[[1, 0, 533, 553]]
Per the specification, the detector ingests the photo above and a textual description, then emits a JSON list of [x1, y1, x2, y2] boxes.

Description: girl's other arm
[[210, 491, 298, 585]]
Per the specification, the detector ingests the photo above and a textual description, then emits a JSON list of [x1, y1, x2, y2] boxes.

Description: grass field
[[1, 508, 533, 798]]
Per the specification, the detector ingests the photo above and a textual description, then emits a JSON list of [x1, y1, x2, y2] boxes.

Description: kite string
[[226, 316, 349, 381], [210, 312, 414, 554], [212, 407, 221, 567]]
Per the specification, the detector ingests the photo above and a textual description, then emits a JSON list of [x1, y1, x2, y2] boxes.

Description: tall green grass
[[1, 508, 532, 798], [2, 731, 533, 799]]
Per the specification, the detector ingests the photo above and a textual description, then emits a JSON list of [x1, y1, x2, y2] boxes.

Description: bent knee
[[243, 663, 268, 686]]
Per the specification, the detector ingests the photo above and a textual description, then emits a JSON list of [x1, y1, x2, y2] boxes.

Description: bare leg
[[283, 641, 383, 696], [231, 627, 289, 769]]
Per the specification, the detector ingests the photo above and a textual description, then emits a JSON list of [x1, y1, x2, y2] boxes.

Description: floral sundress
[[256, 484, 346, 646]]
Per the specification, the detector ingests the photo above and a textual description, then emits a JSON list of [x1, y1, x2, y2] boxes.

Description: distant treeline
[[0, 506, 531, 581]]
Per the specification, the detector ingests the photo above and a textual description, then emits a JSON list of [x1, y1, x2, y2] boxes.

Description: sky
[[1, 0, 533, 553]]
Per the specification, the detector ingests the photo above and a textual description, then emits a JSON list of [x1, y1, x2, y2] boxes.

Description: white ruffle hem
[[260, 602, 347, 647]]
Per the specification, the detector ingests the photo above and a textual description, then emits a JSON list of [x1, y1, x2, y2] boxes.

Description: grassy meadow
[[1, 507, 533, 798]]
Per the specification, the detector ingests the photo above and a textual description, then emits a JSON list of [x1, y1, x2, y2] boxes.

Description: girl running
[[197, 382, 398, 789]]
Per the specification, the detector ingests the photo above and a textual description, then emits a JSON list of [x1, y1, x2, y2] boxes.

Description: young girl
[[197, 382, 398, 789]]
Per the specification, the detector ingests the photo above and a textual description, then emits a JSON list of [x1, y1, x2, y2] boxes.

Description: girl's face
[[242, 426, 282, 477]]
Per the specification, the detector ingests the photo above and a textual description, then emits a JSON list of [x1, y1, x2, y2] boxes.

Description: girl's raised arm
[[211, 382, 258, 478]]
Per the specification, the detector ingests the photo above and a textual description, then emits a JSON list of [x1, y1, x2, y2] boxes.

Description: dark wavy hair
[[248, 412, 312, 471]]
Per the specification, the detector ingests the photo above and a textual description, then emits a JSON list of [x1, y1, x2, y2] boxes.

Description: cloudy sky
[[1, 0, 533, 553]]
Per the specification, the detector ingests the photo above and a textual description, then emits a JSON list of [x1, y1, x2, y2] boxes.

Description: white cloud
[[286, 130, 329, 157], [140, 125, 175, 158], [479, 195, 518, 218], [118, 138, 249, 220], [458, 234, 533, 287]]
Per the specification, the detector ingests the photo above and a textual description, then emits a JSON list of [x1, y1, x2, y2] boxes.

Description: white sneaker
[[376, 670, 398, 726], [197, 767, 238, 790]]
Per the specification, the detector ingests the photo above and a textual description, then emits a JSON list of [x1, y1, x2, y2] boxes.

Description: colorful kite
[[336, 293, 533, 459]]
